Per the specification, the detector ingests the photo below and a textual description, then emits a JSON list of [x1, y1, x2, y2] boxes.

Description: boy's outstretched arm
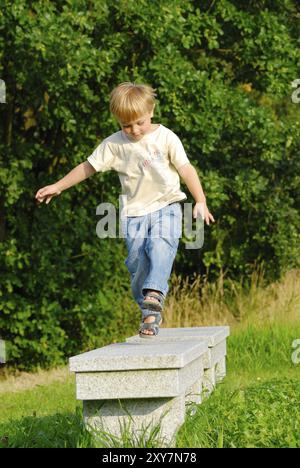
[[35, 161, 96, 205], [177, 163, 215, 225]]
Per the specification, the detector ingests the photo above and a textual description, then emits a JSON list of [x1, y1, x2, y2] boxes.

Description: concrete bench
[[69, 326, 230, 445], [69, 339, 208, 445], [127, 326, 230, 395]]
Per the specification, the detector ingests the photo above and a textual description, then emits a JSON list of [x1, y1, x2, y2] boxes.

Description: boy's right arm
[[35, 161, 96, 204]]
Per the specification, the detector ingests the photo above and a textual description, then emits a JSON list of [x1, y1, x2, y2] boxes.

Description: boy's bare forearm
[[56, 161, 96, 192], [178, 163, 206, 203]]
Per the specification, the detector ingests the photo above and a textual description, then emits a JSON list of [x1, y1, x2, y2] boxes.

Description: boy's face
[[119, 110, 154, 142]]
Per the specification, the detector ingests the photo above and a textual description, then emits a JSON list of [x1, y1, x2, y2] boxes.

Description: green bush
[[0, 0, 300, 369]]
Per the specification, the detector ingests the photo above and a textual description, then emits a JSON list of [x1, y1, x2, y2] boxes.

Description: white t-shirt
[[87, 124, 190, 216]]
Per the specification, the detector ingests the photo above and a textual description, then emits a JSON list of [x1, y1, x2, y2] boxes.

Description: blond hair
[[109, 82, 157, 123]]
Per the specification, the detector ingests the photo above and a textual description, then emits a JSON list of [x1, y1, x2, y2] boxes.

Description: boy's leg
[[122, 214, 151, 311], [122, 203, 182, 336], [142, 202, 182, 301]]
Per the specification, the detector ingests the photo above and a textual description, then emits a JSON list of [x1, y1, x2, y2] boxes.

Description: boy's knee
[[146, 236, 179, 256]]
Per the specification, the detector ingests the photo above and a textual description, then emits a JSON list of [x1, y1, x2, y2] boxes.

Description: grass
[[177, 375, 300, 448], [0, 266, 300, 448]]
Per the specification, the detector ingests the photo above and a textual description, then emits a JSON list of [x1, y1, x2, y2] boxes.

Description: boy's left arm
[[177, 163, 215, 225]]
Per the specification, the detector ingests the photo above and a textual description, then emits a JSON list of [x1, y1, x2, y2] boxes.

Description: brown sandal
[[142, 291, 165, 312], [139, 310, 163, 339]]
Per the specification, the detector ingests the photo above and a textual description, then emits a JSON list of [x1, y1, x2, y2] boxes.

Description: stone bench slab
[[75, 356, 203, 400], [126, 327, 229, 395], [126, 326, 230, 347], [70, 340, 208, 400], [69, 340, 207, 372], [126, 327, 229, 369]]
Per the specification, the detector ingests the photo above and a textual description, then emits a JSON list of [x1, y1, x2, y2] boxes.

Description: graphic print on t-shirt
[[138, 146, 165, 171]]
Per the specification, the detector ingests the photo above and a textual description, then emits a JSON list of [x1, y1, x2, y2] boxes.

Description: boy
[[35, 82, 215, 338]]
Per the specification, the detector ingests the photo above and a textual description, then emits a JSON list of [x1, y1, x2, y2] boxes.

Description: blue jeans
[[122, 202, 182, 313]]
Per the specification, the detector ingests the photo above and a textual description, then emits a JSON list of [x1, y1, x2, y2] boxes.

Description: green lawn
[[0, 323, 300, 448]]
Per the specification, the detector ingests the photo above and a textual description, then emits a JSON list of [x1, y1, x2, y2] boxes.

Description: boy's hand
[[193, 201, 215, 226], [35, 183, 62, 205]]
